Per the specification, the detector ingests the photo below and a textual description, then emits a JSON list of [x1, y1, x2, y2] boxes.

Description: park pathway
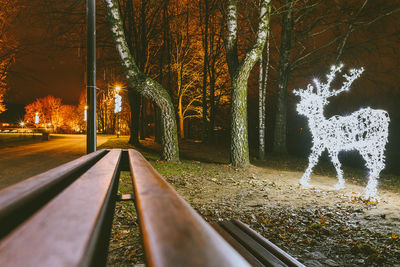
[[0, 134, 108, 189]]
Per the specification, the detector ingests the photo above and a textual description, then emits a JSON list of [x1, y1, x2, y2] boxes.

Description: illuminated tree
[[60, 105, 81, 132], [0, 0, 19, 114], [24, 95, 63, 131]]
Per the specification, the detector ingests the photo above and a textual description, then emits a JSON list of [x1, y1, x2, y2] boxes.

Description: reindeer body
[[294, 65, 389, 198]]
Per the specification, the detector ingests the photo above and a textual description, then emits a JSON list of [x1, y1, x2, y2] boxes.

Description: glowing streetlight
[[20, 122, 25, 127]]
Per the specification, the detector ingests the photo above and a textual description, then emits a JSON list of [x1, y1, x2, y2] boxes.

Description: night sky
[[3, 1, 400, 118], [6, 2, 85, 106]]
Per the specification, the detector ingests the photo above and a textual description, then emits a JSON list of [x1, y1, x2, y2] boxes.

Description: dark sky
[[6, 3, 86, 106]]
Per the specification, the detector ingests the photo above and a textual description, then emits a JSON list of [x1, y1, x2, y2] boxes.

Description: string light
[[35, 112, 39, 124], [293, 65, 390, 198]]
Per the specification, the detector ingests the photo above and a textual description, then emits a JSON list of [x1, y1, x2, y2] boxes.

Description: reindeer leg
[[329, 150, 345, 189], [300, 146, 323, 188], [363, 149, 384, 199]]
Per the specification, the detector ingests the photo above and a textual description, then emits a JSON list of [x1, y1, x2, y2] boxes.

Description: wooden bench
[[0, 149, 304, 267]]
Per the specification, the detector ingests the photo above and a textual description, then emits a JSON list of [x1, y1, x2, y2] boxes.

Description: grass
[[99, 136, 400, 193]]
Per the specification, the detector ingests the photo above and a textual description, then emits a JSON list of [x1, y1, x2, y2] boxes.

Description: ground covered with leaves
[[104, 138, 400, 267]]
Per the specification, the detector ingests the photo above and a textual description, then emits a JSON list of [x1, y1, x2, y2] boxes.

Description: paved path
[[0, 134, 108, 190]]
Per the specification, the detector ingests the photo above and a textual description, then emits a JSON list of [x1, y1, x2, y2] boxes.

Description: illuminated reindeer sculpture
[[293, 65, 389, 198]]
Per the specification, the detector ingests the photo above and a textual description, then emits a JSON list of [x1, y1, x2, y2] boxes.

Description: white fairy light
[[114, 93, 122, 114], [293, 65, 390, 199], [35, 112, 39, 124]]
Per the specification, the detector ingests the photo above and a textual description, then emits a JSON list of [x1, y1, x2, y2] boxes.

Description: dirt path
[[164, 163, 400, 266]]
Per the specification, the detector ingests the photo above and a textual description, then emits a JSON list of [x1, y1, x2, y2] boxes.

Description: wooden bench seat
[[0, 149, 304, 267]]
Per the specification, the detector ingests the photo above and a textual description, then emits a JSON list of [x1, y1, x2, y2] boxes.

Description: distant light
[[20, 122, 25, 127], [115, 86, 121, 93], [35, 113, 39, 124]]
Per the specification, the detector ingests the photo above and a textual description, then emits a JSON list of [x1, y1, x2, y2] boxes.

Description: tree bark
[[128, 89, 141, 146], [225, 0, 271, 167], [104, 0, 179, 161], [258, 13, 270, 160], [273, 0, 294, 154], [201, 0, 210, 142]]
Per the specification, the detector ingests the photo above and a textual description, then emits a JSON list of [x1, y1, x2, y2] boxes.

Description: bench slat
[[232, 220, 305, 267], [128, 149, 250, 267], [219, 221, 287, 267], [0, 149, 121, 267], [0, 149, 107, 238], [210, 222, 265, 267]]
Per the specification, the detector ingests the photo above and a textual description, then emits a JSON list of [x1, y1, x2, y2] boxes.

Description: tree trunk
[[128, 89, 141, 146], [273, 0, 294, 154], [104, 0, 179, 161], [154, 104, 162, 143], [258, 54, 266, 160], [258, 17, 270, 160], [225, 0, 271, 167], [201, 0, 209, 142], [230, 76, 250, 167], [178, 100, 184, 139], [208, 73, 216, 143], [140, 97, 145, 140]]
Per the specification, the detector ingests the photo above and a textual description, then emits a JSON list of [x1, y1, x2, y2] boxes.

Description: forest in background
[[1, 0, 399, 169]]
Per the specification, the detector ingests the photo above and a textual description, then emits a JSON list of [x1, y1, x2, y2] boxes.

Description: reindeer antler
[[327, 66, 364, 97], [293, 65, 363, 98], [312, 64, 344, 97]]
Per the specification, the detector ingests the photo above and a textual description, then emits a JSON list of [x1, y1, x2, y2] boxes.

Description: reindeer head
[[293, 64, 364, 117]]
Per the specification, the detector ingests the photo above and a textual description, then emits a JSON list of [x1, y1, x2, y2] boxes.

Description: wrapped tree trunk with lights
[[225, 0, 271, 168], [103, 0, 179, 162], [258, 21, 270, 160]]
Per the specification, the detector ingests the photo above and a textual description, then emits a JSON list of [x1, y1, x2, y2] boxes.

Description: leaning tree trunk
[[103, 0, 179, 161], [273, 0, 294, 154], [225, 0, 271, 167], [128, 89, 141, 146]]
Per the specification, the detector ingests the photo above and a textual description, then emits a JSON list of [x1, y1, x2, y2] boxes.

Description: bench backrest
[[0, 149, 250, 267]]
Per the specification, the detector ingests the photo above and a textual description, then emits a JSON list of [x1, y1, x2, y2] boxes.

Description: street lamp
[[86, 0, 96, 154]]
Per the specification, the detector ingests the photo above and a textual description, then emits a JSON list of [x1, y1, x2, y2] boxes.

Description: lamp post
[[86, 0, 96, 153], [114, 86, 122, 138]]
